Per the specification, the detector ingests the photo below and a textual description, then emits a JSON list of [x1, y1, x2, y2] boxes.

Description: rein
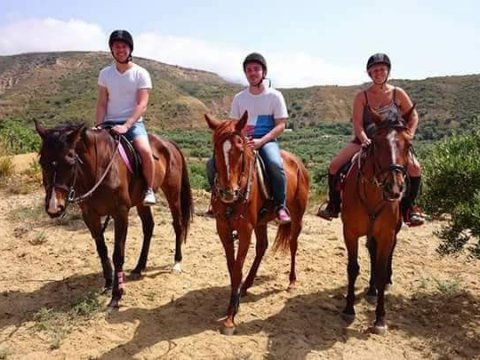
[[47, 134, 121, 208], [68, 138, 120, 203]]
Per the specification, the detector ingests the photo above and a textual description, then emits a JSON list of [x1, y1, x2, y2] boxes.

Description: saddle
[[335, 151, 362, 191], [117, 135, 142, 177], [255, 153, 273, 201]]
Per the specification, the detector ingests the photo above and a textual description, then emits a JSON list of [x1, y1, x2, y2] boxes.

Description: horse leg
[[240, 224, 268, 297], [108, 209, 129, 310], [366, 236, 378, 303], [82, 211, 113, 291], [164, 189, 184, 272], [223, 225, 254, 335], [342, 230, 359, 324], [372, 237, 395, 335], [386, 235, 398, 291], [287, 221, 301, 291], [130, 205, 154, 279]]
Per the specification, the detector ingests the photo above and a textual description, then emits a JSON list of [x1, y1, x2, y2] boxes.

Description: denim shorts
[[102, 121, 148, 141]]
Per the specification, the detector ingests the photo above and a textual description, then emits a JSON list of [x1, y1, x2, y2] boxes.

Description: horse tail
[[178, 143, 194, 243], [169, 140, 194, 243], [272, 157, 309, 254], [272, 222, 292, 253]]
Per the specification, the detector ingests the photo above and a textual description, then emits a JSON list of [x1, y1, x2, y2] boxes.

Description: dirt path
[[0, 162, 479, 359]]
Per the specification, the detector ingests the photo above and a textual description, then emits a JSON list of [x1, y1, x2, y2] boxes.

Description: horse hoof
[[172, 262, 182, 273], [287, 284, 297, 293], [220, 326, 236, 336], [101, 286, 112, 295], [385, 283, 392, 292], [365, 294, 377, 304], [372, 324, 388, 335], [342, 312, 355, 324]]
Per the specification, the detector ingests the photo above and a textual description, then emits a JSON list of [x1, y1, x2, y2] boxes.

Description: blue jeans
[[206, 140, 287, 208]]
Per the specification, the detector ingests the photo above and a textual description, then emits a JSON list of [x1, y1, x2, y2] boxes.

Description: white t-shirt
[[98, 63, 152, 123], [229, 87, 288, 138]]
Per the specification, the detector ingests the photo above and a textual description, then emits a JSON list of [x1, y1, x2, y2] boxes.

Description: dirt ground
[[0, 154, 479, 360]]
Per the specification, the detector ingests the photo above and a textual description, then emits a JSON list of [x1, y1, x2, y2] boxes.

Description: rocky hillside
[[0, 52, 479, 136]]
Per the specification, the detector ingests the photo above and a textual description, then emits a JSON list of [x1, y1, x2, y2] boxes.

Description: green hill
[[1, 51, 479, 139]]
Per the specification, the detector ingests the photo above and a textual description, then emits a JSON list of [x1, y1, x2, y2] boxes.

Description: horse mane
[[212, 119, 255, 162]]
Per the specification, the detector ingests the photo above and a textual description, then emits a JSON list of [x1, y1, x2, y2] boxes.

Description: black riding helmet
[[109, 30, 133, 64], [366, 53, 391, 72], [109, 30, 134, 51], [243, 52, 267, 75]]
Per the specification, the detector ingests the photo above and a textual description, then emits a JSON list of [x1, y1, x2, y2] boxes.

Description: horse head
[[205, 111, 252, 203], [366, 105, 415, 201], [35, 120, 86, 218]]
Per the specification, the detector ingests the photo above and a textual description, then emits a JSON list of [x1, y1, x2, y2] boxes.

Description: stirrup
[[316, 202, 339, 221], [404, 207, 424, 227]]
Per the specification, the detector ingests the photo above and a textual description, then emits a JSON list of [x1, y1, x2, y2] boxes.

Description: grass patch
[[28, 231, 48, 246], [32, 290, 103, 349]]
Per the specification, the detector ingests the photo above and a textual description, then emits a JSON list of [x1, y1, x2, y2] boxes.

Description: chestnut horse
[[205, 112, 309, 335], [35, 122, 193, 309], [341, 106, 416, 334]]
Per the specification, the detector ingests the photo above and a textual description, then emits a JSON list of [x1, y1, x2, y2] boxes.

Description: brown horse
[[340, 106, 416, 334], [205, 112, 309, 335], [35, 122, 193, 309]]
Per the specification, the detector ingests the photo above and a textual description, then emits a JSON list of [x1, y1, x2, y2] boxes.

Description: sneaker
[[316, 202, 339, 221], [403, 206, 424, 227], [143, 188, 156, 206], [277, 207, 291, 225]]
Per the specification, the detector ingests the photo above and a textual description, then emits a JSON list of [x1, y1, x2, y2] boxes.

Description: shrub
[[421, 124, 480, 258]]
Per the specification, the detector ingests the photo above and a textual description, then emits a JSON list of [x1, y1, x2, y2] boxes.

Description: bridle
[[356, 125, 409, 219], [44, 133, 121, 213], [213, 131, 255, 204]]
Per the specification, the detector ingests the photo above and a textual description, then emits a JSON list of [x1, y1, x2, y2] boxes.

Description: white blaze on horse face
[[222, 140, 232, 181], [387, 131, 398, 164], [48, 187, 58, 213]]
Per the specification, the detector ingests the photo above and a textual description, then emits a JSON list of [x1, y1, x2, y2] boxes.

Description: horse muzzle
[[45, 188, 67, 218], [217, 187, 241, 204]]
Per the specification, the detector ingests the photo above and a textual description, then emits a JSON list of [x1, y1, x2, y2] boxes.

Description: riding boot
[[317, 173, 341, 220], [401, 176, 424, 226]]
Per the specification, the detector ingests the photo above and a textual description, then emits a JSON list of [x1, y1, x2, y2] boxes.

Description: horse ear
[[235, 111, 248, 132], [368, 106, 383, 126], [67, 124, 86, 145], [402, 103, 416, 125], [205, 114, 220, 130], [34, 119, 47, 139]]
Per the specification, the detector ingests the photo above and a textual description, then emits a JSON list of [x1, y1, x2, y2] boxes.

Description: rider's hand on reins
[[111, 124, 129, 135], [361, 138, 372, 148], [246, 137, 262, 150]]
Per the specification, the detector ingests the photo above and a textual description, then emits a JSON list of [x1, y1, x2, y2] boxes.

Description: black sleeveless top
[[361, 87, 403, 138]]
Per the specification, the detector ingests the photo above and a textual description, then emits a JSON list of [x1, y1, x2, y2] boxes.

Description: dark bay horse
[[35, 122, 193, 309], [341, 106, 415, 334], [205, 112, 309, 335]]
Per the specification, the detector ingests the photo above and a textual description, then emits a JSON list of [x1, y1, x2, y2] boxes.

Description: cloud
[[0, 18, 105, 54], [0, 18, 365, 87]]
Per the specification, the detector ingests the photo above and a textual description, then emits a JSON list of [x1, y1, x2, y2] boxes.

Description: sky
[[0, 0, 479, 88]]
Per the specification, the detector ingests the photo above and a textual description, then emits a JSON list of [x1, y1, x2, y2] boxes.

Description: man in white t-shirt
[[207, 53, 291, 224], [95, 30, 156, 205]]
